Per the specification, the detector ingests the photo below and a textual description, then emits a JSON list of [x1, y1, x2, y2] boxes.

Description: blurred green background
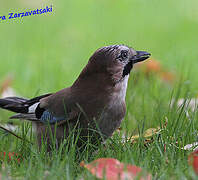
[[1, 0, 198, 93], [0, 0, 198, 127]]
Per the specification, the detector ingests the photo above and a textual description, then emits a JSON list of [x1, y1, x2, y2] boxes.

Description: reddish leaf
[[144, 59, 162, 73], [0, 152, 21, 163], [134, 59, 175, 83], [80, 158, 151, 180], [160, 71, 175, 83], [189, 149, 198, 175]]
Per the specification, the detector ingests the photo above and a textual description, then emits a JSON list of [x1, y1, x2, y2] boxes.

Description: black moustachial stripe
[[122, 61, 133, 77]]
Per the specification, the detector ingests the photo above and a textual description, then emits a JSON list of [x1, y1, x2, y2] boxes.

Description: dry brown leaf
[[130, 127, 161, 141]]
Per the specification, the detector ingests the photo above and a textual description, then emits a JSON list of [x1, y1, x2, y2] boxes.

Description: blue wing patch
[[40, 110, 65, 124]]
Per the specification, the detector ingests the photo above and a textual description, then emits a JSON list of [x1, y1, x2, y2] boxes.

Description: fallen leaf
[[130, 127, 161, 141], [0, 152, 21, 163], [160, 71, 175, 83], [134, 59, 161, 73], [80, 158, 151, 180], [188, 149, 198, 175], [134, 59, 175, 83], [144, 59, 162, 73], [128, 127, 161, 147]]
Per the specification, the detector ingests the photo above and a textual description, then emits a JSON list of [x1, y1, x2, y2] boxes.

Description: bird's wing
[[37, 88, 81, 125], [0, 88, 81, 125]]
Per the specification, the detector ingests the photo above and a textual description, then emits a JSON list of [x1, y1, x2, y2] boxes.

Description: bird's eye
[[120, 51, 128, 60]]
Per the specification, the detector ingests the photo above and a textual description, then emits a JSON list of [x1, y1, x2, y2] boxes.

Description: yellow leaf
[[130, 127, 161, 141]]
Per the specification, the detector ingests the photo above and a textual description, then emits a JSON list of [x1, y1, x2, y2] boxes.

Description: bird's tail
[[0, 97, 29, 113], [0, 94, 51, 121]]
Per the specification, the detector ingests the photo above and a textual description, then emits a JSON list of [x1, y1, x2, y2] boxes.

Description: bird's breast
[[110, 75, 129, 104], [97, 99, 126, 138], [94, 76, 129, 138]]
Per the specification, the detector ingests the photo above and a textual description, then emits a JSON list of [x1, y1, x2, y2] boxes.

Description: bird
[[0, 45, 151, 151]]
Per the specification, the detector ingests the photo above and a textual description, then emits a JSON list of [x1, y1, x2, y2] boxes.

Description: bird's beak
[[132, 51, 151, 64]]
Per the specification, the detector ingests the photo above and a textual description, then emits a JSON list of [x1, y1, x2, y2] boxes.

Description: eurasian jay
[[0, 45, 150, 151]]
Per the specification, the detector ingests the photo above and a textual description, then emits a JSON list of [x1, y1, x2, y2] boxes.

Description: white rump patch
[[28, 102, 40, 113]]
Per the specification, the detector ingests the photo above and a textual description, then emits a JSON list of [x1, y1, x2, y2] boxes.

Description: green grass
[[0, 0, 198, 179]]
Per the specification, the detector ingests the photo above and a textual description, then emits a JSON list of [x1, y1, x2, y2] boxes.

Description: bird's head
[[75, 45, 151, 86]]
